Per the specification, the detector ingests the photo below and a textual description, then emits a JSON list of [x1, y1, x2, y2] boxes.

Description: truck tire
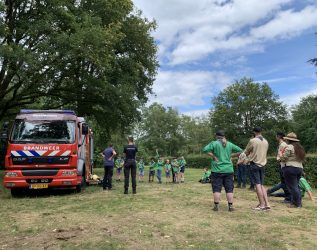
[[11, 188, 24, 197], [76, 174, 86, 193]]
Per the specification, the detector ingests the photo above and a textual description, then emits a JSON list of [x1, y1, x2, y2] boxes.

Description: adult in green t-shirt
[[203, 130, 242, 212]]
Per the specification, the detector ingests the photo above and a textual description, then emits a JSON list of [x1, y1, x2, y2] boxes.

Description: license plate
[[30, 184, 48, 189]]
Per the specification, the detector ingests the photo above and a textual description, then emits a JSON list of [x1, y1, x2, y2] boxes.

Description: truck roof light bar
[[20, 110, 76, 115]]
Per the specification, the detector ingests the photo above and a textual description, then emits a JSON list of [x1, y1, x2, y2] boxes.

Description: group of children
[[146, 150, 186, 184], [113, 154, 187, 184], [148, 156, 186, 184]]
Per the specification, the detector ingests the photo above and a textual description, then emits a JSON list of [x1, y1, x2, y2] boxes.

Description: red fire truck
[[3, 110, 94, 196]]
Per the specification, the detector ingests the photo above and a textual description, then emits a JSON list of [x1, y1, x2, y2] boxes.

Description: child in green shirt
[[149, 158, 156, 183], [178, 156, 187, 183], [138, 158, 145, 182], [172, 158, 180, 183], [199, 168, 211, 183], [299, 177, 314, 201], [115, 156, 124, 182], [164, 159, 172, 183], [156, 157, 164, 184]]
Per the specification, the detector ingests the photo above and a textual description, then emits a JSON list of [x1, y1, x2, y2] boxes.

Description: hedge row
[[186, 155, 317, 187]]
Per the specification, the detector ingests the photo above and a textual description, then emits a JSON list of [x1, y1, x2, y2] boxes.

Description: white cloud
[[257, 76, 299, 84], [281, 86, 317, 106], [181, 109, 210, 117], [133, 0, 317, 114], [250, 6, 317, 40], [133, 0, 317, 65], [149, 70, 232, 107]]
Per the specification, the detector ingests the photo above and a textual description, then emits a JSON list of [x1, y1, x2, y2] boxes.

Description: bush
[[186, 155, 211, 169], [185, 155, 317, 187]]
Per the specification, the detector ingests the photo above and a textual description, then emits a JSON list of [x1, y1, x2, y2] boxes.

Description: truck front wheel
[[10, 188, 25, 197], [76, 174, 86, 193]]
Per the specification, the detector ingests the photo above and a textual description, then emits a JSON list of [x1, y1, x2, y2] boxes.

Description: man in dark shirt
[[102, 143, 116, 190], [123, 136, 138, 194]]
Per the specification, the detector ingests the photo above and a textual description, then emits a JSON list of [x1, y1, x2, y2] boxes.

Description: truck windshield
[[10, 120, 76, 144]]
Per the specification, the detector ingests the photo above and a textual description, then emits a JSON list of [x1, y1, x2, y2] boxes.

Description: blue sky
[[133, 0, 317, 116]]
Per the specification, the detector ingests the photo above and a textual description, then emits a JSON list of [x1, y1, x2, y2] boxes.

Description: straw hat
[[284, 132, 300, 142]]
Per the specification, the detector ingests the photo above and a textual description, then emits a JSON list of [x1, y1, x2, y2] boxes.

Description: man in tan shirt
[[245, 127, 270, 211]]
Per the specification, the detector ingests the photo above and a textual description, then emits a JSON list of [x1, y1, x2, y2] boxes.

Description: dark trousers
[[279, 168, 291, 200], [172, 168, 176, 182], [156, 169, 162, 183], [237, 164, 247, 186], [103, 166, 114, 189], [124, 160, 137, 191], [246, 165, 254, 188], [282, 166, 303, 207], [268, 168, 291, 200]]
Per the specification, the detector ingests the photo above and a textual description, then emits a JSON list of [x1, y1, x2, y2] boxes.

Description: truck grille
[[12, 156, 70, 165], [22, 169, 59, 176]]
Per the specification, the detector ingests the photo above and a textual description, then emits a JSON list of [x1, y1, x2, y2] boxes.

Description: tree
[[0, 0, 158, 137], [137, 103, 184, 156], [179, 115, 213, 155], [210, 78, 289, 152], [291, 95, 317, 153]]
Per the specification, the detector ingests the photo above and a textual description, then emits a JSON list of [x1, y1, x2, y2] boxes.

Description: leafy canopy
[[0, 0, 158, 137], [211, 78, 289, 151]]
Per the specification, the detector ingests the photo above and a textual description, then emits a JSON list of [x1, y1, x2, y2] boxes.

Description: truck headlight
[[5, 172, 18, 177]]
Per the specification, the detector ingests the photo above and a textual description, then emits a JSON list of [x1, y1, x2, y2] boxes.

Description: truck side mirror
[[0, 122, 9, 141], [82, 123, 89, 135]]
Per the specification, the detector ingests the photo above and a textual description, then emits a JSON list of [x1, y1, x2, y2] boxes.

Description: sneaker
[[252, 206, 266, 211], [236, 185, 241, 188], [228, 205, 235, 212], [124, 190, 128, 194], [213, 205, 219, 211], [133, 190, 136, 194]]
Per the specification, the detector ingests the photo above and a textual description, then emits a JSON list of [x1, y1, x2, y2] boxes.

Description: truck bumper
[[3, 169, 82, 189]]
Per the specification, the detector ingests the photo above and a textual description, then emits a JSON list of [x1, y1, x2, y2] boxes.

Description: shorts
[[165, 171, 171, 177], [139, 169, 144, 176], [180, 166, 185, 173], [149, 170, 155, 176], [250, 163, 265, 185], [211, 172, 234, 193], [116, 167, 122, 174]]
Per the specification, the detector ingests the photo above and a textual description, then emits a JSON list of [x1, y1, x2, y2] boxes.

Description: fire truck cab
[[3, 110, 94, 196]]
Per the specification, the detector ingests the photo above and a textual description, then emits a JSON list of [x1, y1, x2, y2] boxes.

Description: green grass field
[[1, 168, 317, 250]]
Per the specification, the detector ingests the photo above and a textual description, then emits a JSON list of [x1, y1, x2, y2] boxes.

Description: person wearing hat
[[280, 132, 306, 208], [123, 136, 138, 194], [245, 127, 269, 211], [203, 130, 243, 212]]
